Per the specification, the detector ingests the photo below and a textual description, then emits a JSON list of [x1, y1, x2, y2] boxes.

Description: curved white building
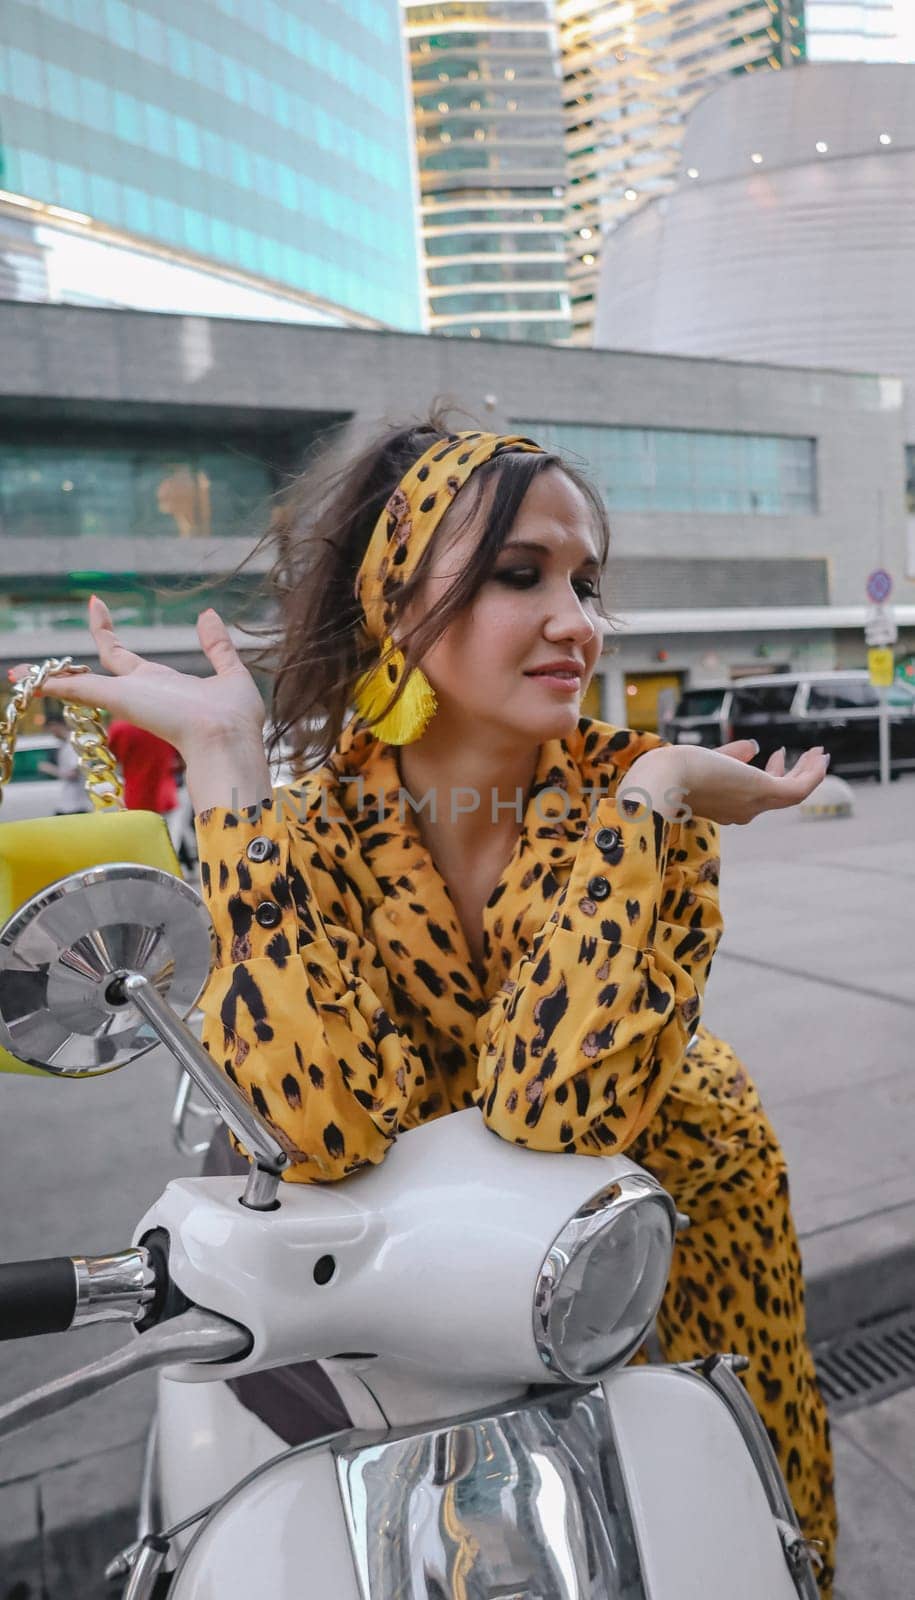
[[594, 63, 915, 436]]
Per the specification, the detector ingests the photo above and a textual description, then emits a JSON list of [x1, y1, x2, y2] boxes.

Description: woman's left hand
[[622, 739, 829, 825]]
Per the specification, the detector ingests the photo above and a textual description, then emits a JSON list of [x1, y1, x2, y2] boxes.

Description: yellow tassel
[[354, 639, 437, 745]]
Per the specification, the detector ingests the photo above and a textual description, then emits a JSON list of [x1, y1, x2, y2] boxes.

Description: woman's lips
[[525, 666, 583, 693]]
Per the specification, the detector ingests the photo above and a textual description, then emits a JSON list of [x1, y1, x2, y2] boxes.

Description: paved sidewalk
[[0, 773, 913, 1594], [832, 1385, 915, 1600], [705, 771, 915, 1338]]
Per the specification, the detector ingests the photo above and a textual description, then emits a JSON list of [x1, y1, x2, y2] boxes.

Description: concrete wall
[[0, 299, 906, 607], [0, 300, 910, 697]]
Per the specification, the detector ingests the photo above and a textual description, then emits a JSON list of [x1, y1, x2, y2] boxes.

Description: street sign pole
[[878, 686, 890, 786], [866, 571, 895, 787]]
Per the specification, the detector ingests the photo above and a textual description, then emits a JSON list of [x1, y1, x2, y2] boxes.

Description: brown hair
[[249, 408, 611, 771]]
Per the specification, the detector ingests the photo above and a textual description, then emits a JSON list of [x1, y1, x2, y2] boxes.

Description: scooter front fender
[[167, 1363, 808, 1600]]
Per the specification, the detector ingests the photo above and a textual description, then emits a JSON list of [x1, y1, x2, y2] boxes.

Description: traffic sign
[[865, 603, 898, 647], [868, 647, 895, 687], [866, 568, 893, 604]]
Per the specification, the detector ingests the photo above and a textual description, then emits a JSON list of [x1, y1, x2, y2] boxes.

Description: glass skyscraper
[[805, 0, 915, 62], [404, 0, 570, 342], [0, 0, 423, 329]]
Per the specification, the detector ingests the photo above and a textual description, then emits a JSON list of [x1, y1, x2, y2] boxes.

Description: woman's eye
[[574, 577, 600, 599], [494, 568, 600, 598], [494, 566, 539, 589]]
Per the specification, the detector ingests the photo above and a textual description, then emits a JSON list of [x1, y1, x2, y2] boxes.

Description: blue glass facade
[[514, 421, 818, 515], [0, 0, 422, 328], [0, 440, 272, 540]]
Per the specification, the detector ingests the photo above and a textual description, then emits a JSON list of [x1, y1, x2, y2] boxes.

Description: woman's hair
[[249, 406, 611, 770]]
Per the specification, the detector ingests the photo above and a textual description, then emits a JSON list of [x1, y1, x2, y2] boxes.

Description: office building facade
[[403, 0, 570, 341], [805, 0, 915, 62], [2, 302, 912, 736], [0, 0, 423, 329]]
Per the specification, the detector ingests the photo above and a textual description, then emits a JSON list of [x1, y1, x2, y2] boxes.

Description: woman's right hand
[[12, 597, 271, 811]]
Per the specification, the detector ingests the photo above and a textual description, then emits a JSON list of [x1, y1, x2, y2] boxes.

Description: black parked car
[[665, 671, 915, 778]]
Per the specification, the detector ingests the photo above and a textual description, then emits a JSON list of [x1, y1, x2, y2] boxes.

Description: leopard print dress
[[196, 717, 836, 1592]]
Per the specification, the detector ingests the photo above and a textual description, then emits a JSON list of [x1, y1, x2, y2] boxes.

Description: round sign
[[866, 568, 893, 603]]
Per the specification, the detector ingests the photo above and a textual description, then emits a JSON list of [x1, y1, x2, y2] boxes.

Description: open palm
[[11, 597, 265, 760]]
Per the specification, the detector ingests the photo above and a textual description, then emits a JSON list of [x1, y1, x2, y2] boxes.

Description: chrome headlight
[[532, 1173, 675, 1382]]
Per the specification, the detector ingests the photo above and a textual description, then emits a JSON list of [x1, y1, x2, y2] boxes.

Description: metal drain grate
[[813, 1306, 915, 1416]]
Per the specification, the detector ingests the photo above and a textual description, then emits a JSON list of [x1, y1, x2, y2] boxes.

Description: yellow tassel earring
[[354, 636, 437, 745]]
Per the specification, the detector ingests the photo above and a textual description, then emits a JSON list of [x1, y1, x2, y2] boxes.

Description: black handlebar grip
[[0, 1257, 77, 1339]]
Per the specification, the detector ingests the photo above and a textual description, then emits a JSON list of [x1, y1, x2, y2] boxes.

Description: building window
[[905, 445, 915, 514], [0, 574, 272, 635], [0, 444, 273, 541], [513, 422, 817, 514]]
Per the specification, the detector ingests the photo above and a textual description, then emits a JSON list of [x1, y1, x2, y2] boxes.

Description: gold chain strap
[[0, 658, 124, 811]]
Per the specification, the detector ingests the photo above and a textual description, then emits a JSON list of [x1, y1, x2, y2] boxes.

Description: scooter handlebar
[[0, 1247, 158, 1340], [0, 1257, 77, 1339]]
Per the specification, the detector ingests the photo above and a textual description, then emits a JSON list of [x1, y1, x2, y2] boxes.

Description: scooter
[[0, 861, 822, 1599]]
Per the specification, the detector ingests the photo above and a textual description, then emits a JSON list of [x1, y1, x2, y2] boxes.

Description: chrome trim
[[121, 972, 288, 1206], [239, 1161, 284, 1211], [70, 1247, 156, 1328], [122, 1535, 170, 1600], [106, 1495, 219, 1585], [533, 1172, 676, 1382], [0, 1308, 250, 1441], [694, 1355, 822, 1598], [136, 1414, 160, 1544], [335, 1384, 647, 1599]]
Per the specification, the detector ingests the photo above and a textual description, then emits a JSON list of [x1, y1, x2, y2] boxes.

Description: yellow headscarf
[[353, 429, 543, 744]]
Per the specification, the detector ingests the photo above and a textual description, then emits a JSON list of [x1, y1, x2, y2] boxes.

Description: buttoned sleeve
[[194, 790, 428, 1183], [476, 796, 723, 1157]]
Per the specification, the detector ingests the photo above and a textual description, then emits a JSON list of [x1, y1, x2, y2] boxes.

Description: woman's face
[[415, 468, 605, 746]]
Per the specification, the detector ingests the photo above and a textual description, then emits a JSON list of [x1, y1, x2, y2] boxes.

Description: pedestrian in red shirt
[[107, 720, 180, 815]]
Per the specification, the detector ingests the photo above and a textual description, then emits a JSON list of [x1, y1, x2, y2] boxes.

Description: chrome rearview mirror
[[0, 863, 290, 1209], [0, 863, 212, 1078]]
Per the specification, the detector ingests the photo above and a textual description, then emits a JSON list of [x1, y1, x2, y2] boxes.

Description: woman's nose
[[544, 591, 597, 645]]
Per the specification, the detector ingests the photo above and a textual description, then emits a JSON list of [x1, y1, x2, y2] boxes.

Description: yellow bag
[[0, 657, 182, 1075]]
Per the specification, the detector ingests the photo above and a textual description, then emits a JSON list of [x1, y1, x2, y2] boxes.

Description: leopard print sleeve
[[194, 791, 428, 1183], [476, 798, 723, 1159]]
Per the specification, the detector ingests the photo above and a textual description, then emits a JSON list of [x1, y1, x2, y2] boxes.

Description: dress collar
[[301, 718, 657, 1024]]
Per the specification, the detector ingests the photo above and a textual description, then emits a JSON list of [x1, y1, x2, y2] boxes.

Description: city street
[[0, 774, 913, 1595], [2, 1, 915, 1595]]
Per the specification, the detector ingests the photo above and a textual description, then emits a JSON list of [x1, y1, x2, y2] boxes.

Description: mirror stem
[[121, 973, 288, 1209]]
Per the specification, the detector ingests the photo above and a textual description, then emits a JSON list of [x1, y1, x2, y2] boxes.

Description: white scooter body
[[144, 1112, 817, 1600], [0, 863, 821, 1600]]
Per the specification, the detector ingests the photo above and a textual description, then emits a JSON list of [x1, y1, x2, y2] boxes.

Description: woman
[[31, 420, 836, 1591]]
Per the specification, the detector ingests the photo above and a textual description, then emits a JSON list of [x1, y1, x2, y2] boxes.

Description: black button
[[594, 827, 621, 855], [246, 836, 273, 864], [587, 875, 610, 901], [254, 900, 282, 929]]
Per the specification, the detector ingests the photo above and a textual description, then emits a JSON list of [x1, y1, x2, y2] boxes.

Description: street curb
[[803, 1204, 915, 1344]]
